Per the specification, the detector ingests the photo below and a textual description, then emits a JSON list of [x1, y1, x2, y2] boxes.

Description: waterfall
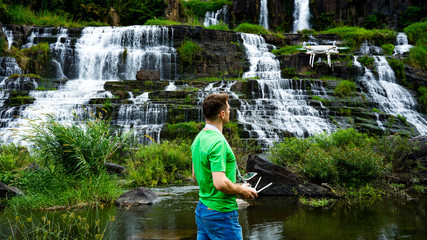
[[2, 27, 14, 49], [50, 28, 72, 78], [293, 0, 311, 32], [394, 32, 412, 55], [0, 57, 22, 77], [0, 26, 176, 144], [260, 0, 269, 30], [354, 56, 427, 134], [203, 6, 228, 27], [239, 33, 334, 147]]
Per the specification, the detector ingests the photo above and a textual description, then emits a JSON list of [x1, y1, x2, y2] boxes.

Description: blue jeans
[[195, 201, 243, 240]]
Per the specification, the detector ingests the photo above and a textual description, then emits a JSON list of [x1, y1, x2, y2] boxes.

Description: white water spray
[[293, 0, 311, 32], [260, 0, 269, 29]]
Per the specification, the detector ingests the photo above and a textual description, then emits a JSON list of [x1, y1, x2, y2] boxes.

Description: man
[[191, 93, 258, 240]]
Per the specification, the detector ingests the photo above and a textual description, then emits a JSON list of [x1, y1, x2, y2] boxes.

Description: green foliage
[[334, 80, 356, 97], [6, 4, 106, 27], [115, 0, 167, 26], [363, 12, 386, 29], [0, 144, 32, 181], [163, 121, 204, 140], [398, 7, 425, 30], [321, 27, 396, 51], [281, 67, 296, 78], [177, 39, 201, 65], [3, 205, 118, 239], [7, 170, 123, 210], [404, 21, 427, 46], [375, 134, 418, 170], [357, 56, 374, 68], [386, 57, 406, 84], [381, 44, 395, 55], [313, 12, 335, 31], [145, 18, 185, 26], [269, 129, 391, 187], [407, 45, 427, 72], [418, 87, 427, 106], [26, 115, 131, 177], [234, 23, 269, 35], [272, 45, 302, 55], [205, 21, 230, 31], [125, 141, 191, 186], [299, 197, 335, 207], [182, 0, 231, 18], [0, 38, 6, 56], [311, 96, 327, 102]]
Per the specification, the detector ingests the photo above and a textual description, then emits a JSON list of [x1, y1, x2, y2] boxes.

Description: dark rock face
[[246, 154, 336, 197], [104, 162, 126, 175], [115, 187, 159, 206], [0, 182, 23, 198], [136, 70, 161, 81]]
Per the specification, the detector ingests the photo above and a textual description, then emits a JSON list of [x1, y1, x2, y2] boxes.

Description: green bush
[[381, 44, 395, 55], [269, 129, 390, 186], [375, 134, 418, 170], [26, 115, 131, 177], [126, 141, 192, 186], [419, 87, 427, 106], [358, 56, 374, 68], [387, 57, 406, 84], [234, 23, 269, 35], [398, 7, 424, 29], [182, 0, 231, 18], [408, 45, 427, 72], [404, 21, 427, 46], [334, 80, 356, 97], [163, 122, 204, 140], [205, 21, 230, 31], [0, 144, 32, 172], [272, 45, 302, 55], [145, 18, 185, 26], [177, 39, 201, 65]]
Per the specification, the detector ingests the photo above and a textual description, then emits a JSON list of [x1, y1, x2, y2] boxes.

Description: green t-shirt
[[191, 129, 237, 212]]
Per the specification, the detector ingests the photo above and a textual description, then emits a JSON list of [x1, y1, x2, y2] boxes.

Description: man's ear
[[220, 110, 225, 119]]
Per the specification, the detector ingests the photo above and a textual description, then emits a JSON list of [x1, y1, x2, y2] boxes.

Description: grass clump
[[321, 27, 396, 51], [387, 58, 406, 84], [145, 18, 186, 26], [234, 23, 269, 35], [125, 141, 192, 187], [7, 4, 106, 27], [163, 122, 204, 140], [418, 87, 427, 106], [177, 40, 202, 65], [205, 21, 230, 31], [358, 55, 374, 68], [381, 44, 395, 55], [269, 129, 395, 187], [334, 80, 356, 97], [404, 21, 427, 72], [26, 114, 131, 177], [272, 45, 302, 55]]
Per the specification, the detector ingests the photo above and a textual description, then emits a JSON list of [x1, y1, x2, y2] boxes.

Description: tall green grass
[[126, 141, 192, 187], [269, 129, 417, 187], [177, 40, 201, 65], [234, 23, 269, 35], [272, 45, 302, 55], [7, 4, 106, 27], [26, 114, 131, 177], [183, 0, 232, 18], [145, 18, 187, 26]]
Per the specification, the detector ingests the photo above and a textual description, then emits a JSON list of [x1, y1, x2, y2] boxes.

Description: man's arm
[[192, 163, 197, 184], [212, 172, 257, 200]]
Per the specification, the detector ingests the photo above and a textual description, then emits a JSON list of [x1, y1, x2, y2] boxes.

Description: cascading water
[[394, 32, 412, 55], [239, 33, 334, 147], [354, 56, 427, 134], [0, 25, 177, 144], [260, 0, 269, 29], [2, 27, 14, 49], [293, 0, 311, 32], [203, 6, 228, 27]]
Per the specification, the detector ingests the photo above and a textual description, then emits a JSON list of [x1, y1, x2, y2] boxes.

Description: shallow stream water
[[1, 185, 426, 239]]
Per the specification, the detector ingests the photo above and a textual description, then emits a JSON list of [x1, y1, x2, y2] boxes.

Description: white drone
[[302, 41, 339, 67]]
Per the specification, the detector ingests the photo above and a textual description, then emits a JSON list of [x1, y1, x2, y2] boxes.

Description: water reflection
[[1, 185, 426, 240]]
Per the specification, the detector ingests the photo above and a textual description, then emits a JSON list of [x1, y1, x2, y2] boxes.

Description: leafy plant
[[234, 23, 269, 35], [26, 115, 131, 177], [182, 0, 231, 18], [177, 39, 201, 65], [381, 44, 395, 55], [205, 21, 230, 31], [334, 80, 356, 97], [272, 45, 302, 55]]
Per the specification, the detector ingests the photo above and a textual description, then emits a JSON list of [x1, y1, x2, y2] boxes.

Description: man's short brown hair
[[203, 93, 229, 120]]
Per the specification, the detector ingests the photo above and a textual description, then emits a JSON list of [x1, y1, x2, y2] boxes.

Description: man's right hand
[[238, 183, 258, 200]]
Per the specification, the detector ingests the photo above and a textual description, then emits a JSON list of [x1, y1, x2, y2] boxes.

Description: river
[[1, 185, 426, 239]]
